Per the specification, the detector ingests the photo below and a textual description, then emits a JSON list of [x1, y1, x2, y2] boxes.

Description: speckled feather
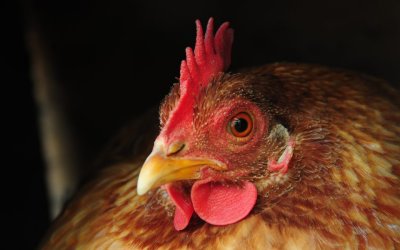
[[41, 63, 400, 250]]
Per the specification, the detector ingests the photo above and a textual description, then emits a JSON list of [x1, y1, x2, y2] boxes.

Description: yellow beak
[[137, 148, 225, 195]]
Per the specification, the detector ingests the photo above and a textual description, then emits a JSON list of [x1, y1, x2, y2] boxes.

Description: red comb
[[160, 18, 234, 142], [179, 18, 234, 95]]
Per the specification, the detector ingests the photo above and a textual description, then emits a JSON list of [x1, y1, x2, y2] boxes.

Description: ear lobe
[[268, 138, 295, 174]]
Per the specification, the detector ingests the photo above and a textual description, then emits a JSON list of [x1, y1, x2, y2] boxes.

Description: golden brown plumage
[[41, 62, 400, 249], [40, 18, 400, 249]]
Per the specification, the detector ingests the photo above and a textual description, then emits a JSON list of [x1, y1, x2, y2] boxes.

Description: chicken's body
[[41, 62, 400, 249]]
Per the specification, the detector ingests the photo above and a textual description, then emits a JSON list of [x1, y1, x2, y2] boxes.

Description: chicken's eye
[[229, 112, 253, 137]]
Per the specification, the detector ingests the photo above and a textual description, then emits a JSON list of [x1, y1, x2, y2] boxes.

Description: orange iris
[[229, 112, 253, 137]]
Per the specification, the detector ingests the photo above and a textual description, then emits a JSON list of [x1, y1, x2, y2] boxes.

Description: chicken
[[40, 18, 400, 249]]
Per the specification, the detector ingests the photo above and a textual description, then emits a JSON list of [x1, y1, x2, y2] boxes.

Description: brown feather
[[41, 63, 400, 249]]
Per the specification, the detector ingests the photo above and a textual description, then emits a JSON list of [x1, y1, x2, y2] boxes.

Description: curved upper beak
[[137, 144, 225, 195]]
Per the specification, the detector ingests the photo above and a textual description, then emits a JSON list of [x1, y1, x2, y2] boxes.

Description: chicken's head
[[137, 18, 295, 230]]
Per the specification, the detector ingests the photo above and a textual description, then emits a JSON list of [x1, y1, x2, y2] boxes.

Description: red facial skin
[[157, 98, 269, 179]]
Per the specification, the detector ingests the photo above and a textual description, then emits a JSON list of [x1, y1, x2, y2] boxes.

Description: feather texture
[[41, 63, 400, 249]]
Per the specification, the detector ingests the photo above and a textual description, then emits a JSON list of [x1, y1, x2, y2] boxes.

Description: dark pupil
[[233, 118, 248, 133]]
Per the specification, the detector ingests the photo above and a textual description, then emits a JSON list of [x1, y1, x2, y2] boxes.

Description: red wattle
[[191, 179, 257, 226], [165, 184, 194, 231]]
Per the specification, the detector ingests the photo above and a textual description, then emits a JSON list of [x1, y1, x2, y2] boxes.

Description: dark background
[[5, 0, 399, 249]]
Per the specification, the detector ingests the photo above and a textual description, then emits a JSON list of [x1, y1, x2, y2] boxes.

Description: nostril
[[167, 142, 185, 156]]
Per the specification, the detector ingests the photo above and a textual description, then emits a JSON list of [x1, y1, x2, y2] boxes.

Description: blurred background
[[5, 0, 399, 248]]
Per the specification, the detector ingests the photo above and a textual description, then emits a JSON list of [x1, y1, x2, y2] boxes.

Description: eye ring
[[228, 112, 253, 137]]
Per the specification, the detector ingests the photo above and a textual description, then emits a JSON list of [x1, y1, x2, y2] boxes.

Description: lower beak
[[137, 150, 225, 195]]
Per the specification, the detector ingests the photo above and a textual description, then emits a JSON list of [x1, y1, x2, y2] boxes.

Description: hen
[[41, 18, 400, 249]]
